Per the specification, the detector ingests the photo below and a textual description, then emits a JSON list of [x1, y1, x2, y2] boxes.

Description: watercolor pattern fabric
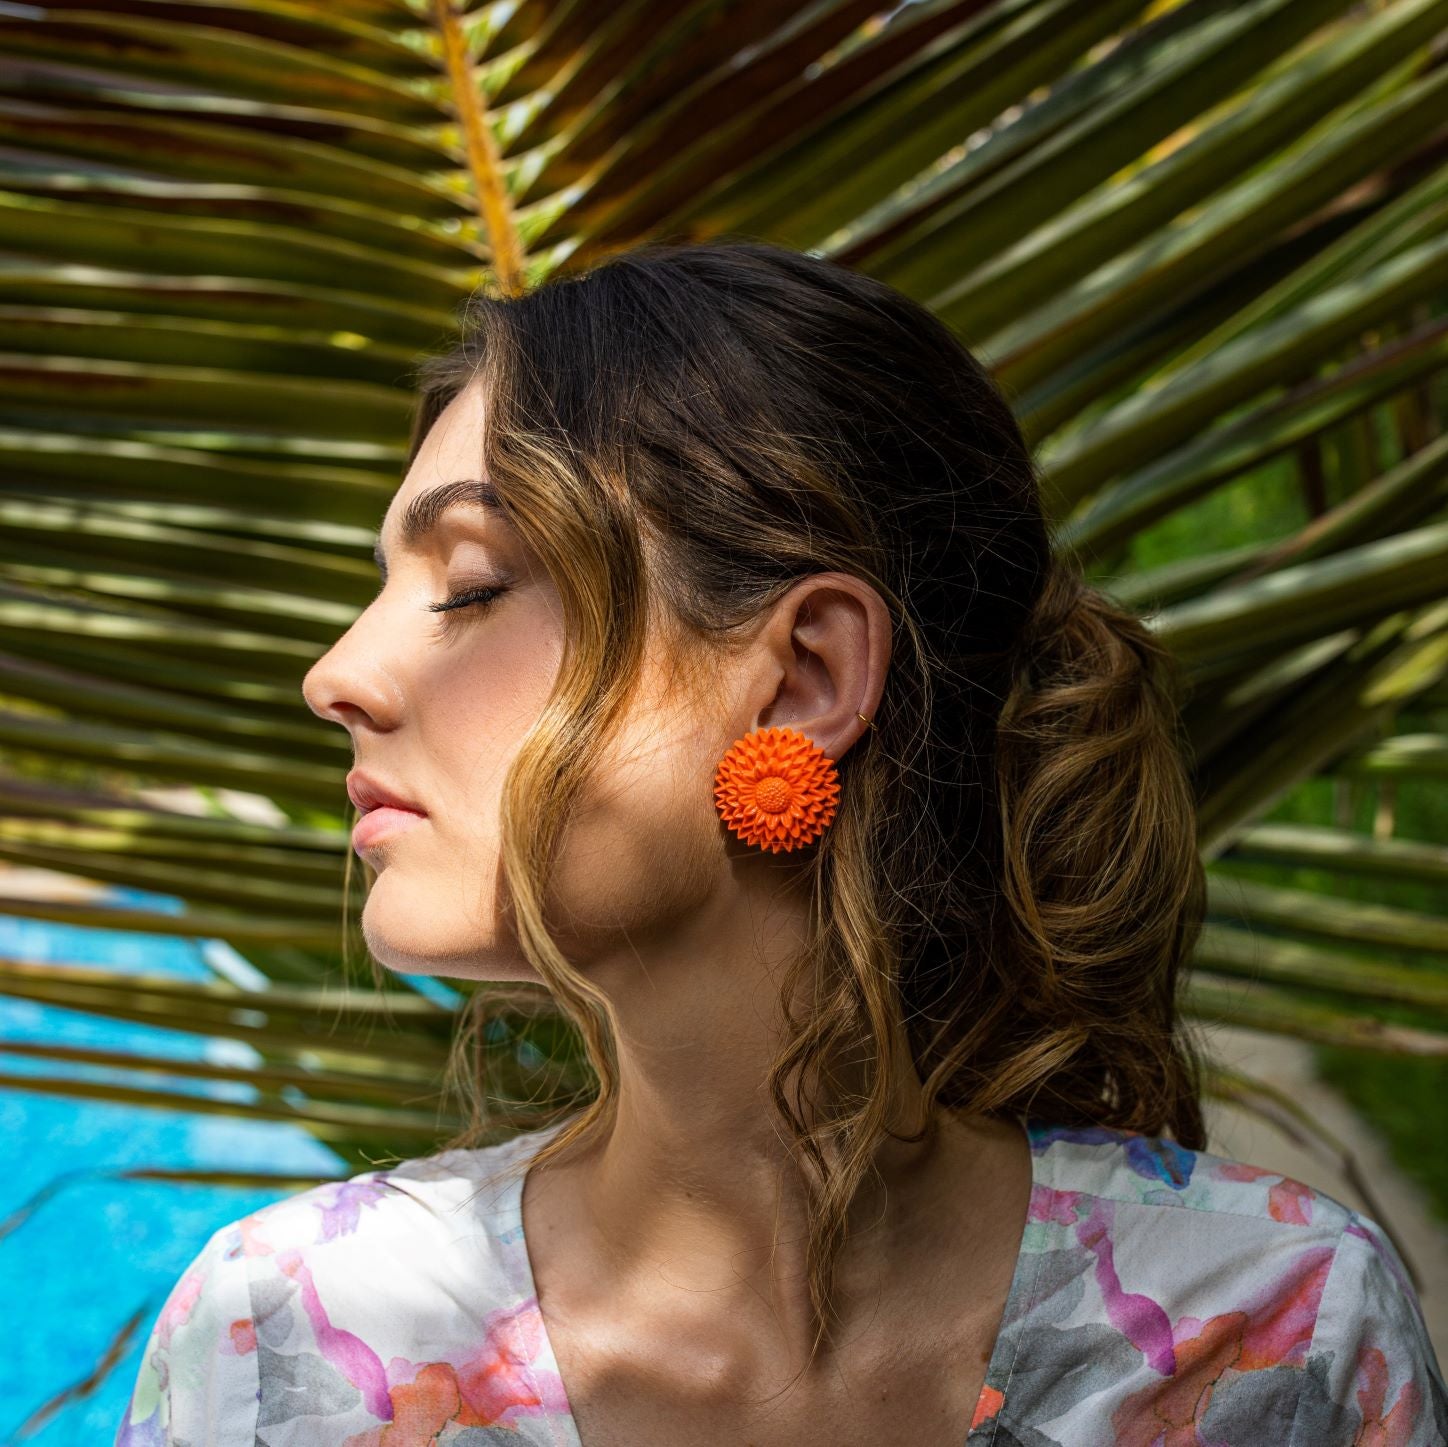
[[967, 1124, 1446, 1445], [115, 1117, 1447, 1446]]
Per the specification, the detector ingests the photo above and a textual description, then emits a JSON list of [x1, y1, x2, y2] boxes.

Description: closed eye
[[427, 584, 509, 615]]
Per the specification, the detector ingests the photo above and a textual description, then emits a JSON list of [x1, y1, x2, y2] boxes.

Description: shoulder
[[115, 1133, 539, 1446], [1028, 1120, 1359, 1228], [232, 1136, 528, 1262], [217, 1132, 538, 1326], [1007, 1121, 1446, 1445], [1296, 1207, 1448, 1445], [1021, 1120, 1366, 1348], [116, 1219, 258, 1445]]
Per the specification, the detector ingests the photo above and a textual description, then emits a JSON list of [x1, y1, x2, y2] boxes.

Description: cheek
[[544, 709, 724, 950], [420, 622, 563, 833]]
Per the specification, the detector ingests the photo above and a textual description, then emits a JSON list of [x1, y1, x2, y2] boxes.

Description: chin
[[359, 890, 536, 984]]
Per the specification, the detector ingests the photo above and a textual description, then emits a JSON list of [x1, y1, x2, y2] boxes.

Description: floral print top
[[116, 1116, 1447, 1445]]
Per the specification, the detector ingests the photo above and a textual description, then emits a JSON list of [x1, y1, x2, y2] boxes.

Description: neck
[[522, 877, 1021, 1359]]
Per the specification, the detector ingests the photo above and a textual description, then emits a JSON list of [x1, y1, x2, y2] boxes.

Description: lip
[[352, 805, 427, 855], [346, 769, 428, 856], [346, 769, 426, 816]]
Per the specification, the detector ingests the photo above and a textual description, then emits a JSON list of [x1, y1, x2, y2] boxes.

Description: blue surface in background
[[0, 885, 461, 1446]]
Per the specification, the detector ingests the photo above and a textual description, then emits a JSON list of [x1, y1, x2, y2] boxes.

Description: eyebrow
[[373, 477, 502, 579]]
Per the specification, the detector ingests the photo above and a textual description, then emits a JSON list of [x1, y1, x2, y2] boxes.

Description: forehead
[[392, 381, 487, 515]]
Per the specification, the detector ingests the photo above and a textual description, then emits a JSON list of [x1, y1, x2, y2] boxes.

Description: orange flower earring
[[712, 719, 868, 853]]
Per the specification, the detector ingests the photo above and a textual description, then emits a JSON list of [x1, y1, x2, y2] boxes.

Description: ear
[[747, 572, 891, 762]]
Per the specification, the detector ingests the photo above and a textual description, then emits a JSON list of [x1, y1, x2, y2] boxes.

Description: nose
[[302, 626, 404, 734]]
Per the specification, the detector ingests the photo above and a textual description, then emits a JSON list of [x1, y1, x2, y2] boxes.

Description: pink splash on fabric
[[1213, 1162, 1318, 1226], [1075, 1196, 1177, 1376], [454, 1297, 571, 1423], [277, 1246, 393, 1421], [1112, 1245, 1336, 1444], [1237, 1245, 1334, 1369], [1354, 1344, 1425, 1447], [1268, 1178, 1315, 1226], [1028, 1184, 1082, 1226], [155, 1257, 209, 1347], [1215, 1162, 1276, 1183]]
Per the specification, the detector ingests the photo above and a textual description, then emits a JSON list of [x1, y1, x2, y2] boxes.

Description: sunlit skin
[[302, 378, 1033, 1444]]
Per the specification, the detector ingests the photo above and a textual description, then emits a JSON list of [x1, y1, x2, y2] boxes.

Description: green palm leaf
[[1, 0, 1445, 1198]]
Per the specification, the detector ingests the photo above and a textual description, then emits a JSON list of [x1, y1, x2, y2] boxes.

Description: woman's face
[[301, 380, 729, 984]]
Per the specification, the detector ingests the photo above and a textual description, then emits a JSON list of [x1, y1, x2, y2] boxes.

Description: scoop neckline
[[501, 1114, 1043, 1447]]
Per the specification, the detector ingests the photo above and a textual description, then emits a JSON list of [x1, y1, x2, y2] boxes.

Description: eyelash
[[427, 583, 508, 615]]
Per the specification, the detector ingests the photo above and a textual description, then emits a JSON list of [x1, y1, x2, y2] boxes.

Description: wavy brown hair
[[342, 235, 1209, 1362]]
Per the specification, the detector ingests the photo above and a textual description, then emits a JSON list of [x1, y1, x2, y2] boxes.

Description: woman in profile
[[118, 238, 1445, 1445]]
